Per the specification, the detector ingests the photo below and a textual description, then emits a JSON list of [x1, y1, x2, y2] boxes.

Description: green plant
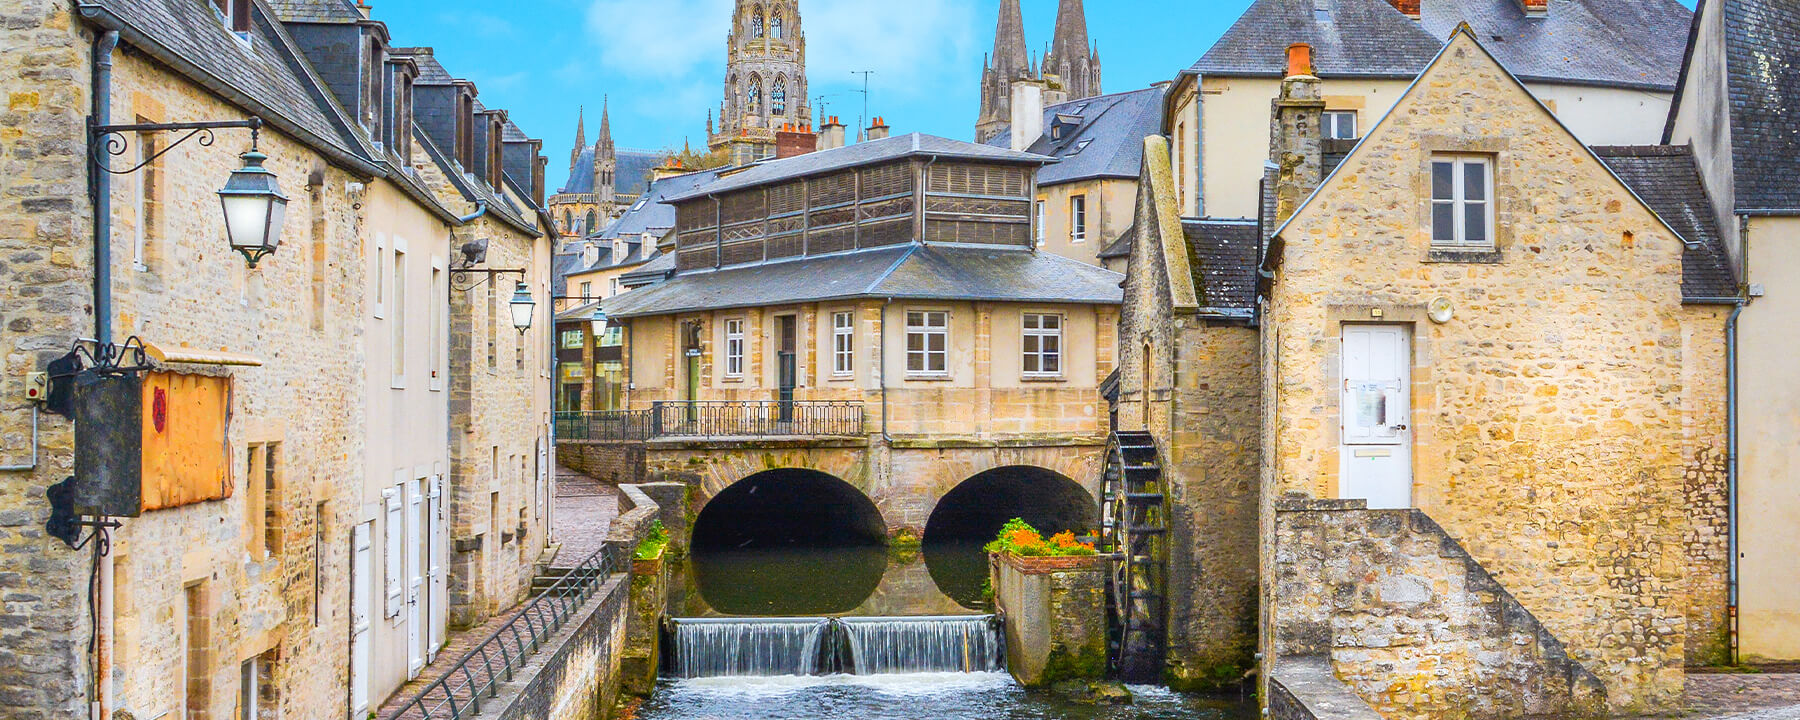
[[634, 520, 669, 561], [983, 518, 1097, 558]]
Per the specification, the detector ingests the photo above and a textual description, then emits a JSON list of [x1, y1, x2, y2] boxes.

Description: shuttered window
[[383, 485, 404, 618]]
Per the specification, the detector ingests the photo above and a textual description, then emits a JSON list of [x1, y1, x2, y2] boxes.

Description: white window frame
[[723, 318, 745, 378], [1431, 155, 1494, 249], [1324, 110, 1358, 140], [1034, 199, 1046, 246], [904, 310, 949, 377], [391, 240, 407, 388], [832, 311, 855, 377], [1070, 195, 1088, 244], [1021, 313, 1064, 379]]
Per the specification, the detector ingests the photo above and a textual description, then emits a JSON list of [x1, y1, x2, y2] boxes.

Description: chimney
[[1270, 43, 1325, 226], [1386, 0, 1421, 18], [1009, 78, 1046, 152], [776, 123, 818, 158], [817, 116, 848, 151], [865, 117, 891, 142], [650, 155, 689, 183], [1516, 0, 1548, 16]]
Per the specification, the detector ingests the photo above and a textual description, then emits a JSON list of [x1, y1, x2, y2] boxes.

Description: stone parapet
[[1268, 657, 1385, 720], [991, 552, 1107, 688]]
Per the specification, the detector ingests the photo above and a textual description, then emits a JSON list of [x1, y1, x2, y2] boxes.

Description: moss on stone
[[1037, 635, 1108, 687], [1163, 654, 1255, 693]]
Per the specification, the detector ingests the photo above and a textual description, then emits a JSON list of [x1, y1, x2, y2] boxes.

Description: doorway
[[682, 321, 703, 423], [1339, 324, 1413, 509], [775, 315, 797, 423]]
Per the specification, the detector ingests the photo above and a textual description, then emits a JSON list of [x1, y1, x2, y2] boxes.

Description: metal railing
[[650, 400, 865, 438], [555, 402, 866, 442], [379, 546, 620, 720], [554, 410, 655, 442]]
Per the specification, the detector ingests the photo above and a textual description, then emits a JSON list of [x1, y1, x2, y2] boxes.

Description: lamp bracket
[[450, 267, 527, 294], [88, 117, 263, 176], [63, 337, 154, 378]]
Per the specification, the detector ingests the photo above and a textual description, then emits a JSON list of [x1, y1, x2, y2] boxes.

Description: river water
[[635, 673, 1257, 720]]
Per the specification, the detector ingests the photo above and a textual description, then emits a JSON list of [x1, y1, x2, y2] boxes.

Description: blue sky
[[367, 0, 1693, 190]]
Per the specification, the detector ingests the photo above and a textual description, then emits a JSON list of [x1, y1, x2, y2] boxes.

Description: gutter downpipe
[[92, 30, 121, 348], [1726, 298, 1745, 666], [456, 201, 488, 225], [880, 297, 894, 445]]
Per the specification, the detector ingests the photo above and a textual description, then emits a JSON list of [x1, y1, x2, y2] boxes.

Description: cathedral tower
[[976, 0, 1032, 144], [593, 98, 616, 210], [710, 0, 809, 165], [1044, 0, 1101, 102], [974, 0, 1101, 143]]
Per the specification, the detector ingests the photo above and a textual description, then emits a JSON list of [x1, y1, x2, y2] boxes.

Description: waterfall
[[840, 616, 1004, 674], [670, 617, 831, 678], [669, 615, 1004, 678]]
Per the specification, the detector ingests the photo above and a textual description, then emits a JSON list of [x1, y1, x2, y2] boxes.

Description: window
[[747, 77, 763, 114], [905, 311, 948, 376], [832, 312, 854, 376], [724, 319, 745, 377], [1034, 199, 1046, 246], [383, 483, 404, 619], [771, 12, 784, 39], [1175, 121, 1188, 207], [585, 210, 597, 234], [580, 281, 593, 299], [392, 247, 405, 384], [185, 582, 213, 719], [772, 77, 787, 115], [1324, 111, 1358, 140], [262, 443, 282, 554], [1021, 314, 1063, 377], [133, 124, 159, 271], [239, 650, 276, 720], [752, 8, 765, 37], [429, 264, 442, 387], [486, 281, 498, 369], [1070, 195, 1088, 243], [1431, 155, 1492, 248], [1068, 139, 1093, 155], [212, 0, 251, 33]]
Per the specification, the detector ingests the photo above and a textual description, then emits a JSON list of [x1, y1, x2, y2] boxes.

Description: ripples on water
[[635, 673, 1258, 720]]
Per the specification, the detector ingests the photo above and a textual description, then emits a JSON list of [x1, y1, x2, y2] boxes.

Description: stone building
[[1167, 0, 1695, 219], [0, 1, 553, 719], [1664, 0, 1800, 664], [1120, 29, 1736, 717], [985, 85, 1166, 270], [708, 0, 810, 165], [974, 0, 1103, 144], [599, 133, 1123, 554], [547, 101, 665, 238]]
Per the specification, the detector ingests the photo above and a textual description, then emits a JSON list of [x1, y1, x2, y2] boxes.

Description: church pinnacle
[[571, 106, 586, 169], [975, 0, 1100, 143], [1045, 0, 1101, 101]]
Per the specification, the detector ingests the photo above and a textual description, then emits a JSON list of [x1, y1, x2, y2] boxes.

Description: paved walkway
[[1628, 673, 1800, 719], [551, 465, 619, 568]]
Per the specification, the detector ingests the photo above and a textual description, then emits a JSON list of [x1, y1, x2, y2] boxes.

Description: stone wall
[[991, 552, 1107, 688], [1267, 658, 1385, 720], [557, 440, 646, 485], [1262, 34, 1719, 711], [1271, 497, 1607, 720]]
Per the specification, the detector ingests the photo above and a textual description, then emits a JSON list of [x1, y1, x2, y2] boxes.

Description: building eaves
[[266, 0, 363, 23], [412, 125, 540, 237], [664, 133, 1057, 203]]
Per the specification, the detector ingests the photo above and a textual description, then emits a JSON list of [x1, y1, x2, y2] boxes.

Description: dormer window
[[362, 36, 385, 134], [1068, 139, 1093, 156], [583, 243, 599, 266], [211, 0, 251, 34], [488, 115, 504, 189]]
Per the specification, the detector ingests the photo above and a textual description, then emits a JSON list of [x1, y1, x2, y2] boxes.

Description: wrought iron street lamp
[[218, 147, 289, 268], [589, 305, 611, 339], [509, 282, 536, 333]]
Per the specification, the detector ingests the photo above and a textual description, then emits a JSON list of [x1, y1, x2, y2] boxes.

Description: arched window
[[585, 210, 597, 233], [771, 12, 784, 39], [751, 8, 764, 38], [562, 210, 571, 230], [772, 77, 787, 115], [747, 76, 763, 113]]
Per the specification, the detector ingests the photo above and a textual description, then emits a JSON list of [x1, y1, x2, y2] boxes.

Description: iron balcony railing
[[554, 410, 655, 442], [650, 400, 865, 438], [555, 402, 866, 442], [379, 546, 620, 720]]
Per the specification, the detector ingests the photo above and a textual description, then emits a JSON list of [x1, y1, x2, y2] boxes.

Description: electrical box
[[1749, 283, 1767, 298], [23, 372, 46, 403], [71, 371, 143, 518]]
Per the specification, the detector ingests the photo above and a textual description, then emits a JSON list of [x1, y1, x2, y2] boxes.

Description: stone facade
[[1259, 32, 1727, 713], [710, 0, 808, 164], [1115, 137, 1261, 689]]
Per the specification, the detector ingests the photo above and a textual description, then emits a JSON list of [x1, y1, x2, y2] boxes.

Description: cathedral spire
[[990, 0, 1028, 79], [597, 96, 614, 158], [1046, 0, 1101, 101], [570, 106, 586, 169]]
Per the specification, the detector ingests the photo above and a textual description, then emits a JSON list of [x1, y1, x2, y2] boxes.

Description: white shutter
[[383, 486, 404, 619], [349, 522, 374, 719]]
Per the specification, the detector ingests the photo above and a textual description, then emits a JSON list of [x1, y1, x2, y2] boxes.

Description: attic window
[[1071, 103, 1090, 114], [211, 0, 252, 34], [1068, 139, 1094, 155]]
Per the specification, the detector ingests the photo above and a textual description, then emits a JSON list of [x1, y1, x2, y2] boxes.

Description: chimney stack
[[1270, 43, 1325, 226], [816, 116, 848, 151], [1516, 0, 1547, 16], [1009, 78, 1046, 152], [776, 123, 818, 158], [866, 117, 891, 142], [1385, 0, 1421, 18]]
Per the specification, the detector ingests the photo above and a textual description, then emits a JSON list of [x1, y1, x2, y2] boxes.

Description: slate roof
[[80, 0, 374, 169], [1098, 226, 1134, 260], [1182, 219, 1261, 313], [605, 245, 1124, 318], [1193, 0, 1690, 89], [619, 250, 677, 286], [560, 147, 665, 198], [1592, 145, 1738, 300], [666, 134, 1057, 202], [984, 86, 1166, 187], [593, 170, 723, 241], [266, 0, 362, 23], [1674, 0, 1800, 211], [408, 50, 457, 85]]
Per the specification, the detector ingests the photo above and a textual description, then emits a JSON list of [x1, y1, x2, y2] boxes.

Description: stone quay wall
[[1271, 497, 1607, 720], [557, 440, 646, 485], [991, 552, 1107, 688]]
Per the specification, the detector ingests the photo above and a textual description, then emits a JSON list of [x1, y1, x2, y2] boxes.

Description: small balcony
[[555, 401, 866, 442]]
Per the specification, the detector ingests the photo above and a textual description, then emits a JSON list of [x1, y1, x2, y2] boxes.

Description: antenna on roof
[[850, 70, 876, 139]]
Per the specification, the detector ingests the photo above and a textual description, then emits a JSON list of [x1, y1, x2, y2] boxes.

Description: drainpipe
[[879, 297, 894, 444], [456, 201, 488, 225], [1726, 299, 1745, 666], [91, 30, 121, 347]]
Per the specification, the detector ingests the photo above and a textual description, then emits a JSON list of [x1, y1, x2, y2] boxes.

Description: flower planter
[[989, 551, 1108, 687], [994, 551, 1105, 575]]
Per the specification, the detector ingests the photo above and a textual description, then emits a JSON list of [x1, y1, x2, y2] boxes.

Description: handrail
[[379, 544, 620, 720], [555, 402, 866, 441]]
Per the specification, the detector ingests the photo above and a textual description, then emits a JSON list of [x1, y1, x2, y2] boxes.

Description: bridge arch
[[922, 466, 1100, 608], [692, 468, 888, 550]]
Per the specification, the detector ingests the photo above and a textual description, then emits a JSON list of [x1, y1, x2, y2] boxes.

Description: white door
[[426, 476, 445, 662], [1339, 325, 1413, 509], [407, 480, 425, 676], [349, 522, 374, 720]]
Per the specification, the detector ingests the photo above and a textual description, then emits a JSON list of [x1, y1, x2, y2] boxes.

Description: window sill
[[1424, 248, 1503, 264], [830, 373, 855, 381], [1020, 375, 1067, 383], [904, 374, 953, 382], [721, 376, 745, 383]]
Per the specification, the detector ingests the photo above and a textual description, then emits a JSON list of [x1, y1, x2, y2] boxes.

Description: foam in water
[[670, 615, 1003, 678], [840, 616, 1004, 674], [671, 617, 830, 679]]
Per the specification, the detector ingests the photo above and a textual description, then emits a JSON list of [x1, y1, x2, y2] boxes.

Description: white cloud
[[802, 0, 979, 101], [585, 0, 734, 80]]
